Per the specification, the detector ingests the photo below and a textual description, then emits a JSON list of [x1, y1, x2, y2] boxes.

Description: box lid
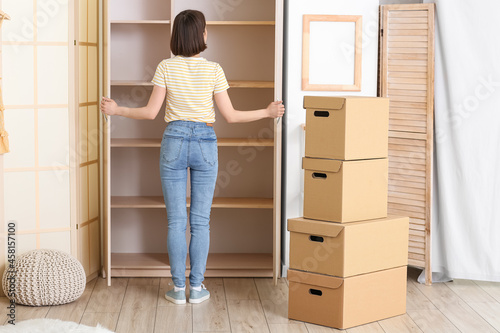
[[303, 96, 388, 110], [303, 96, 346, 110], [287, 217, 344, 238], [344, 215, 409, 228], [288, 269, 344, 289], [302, 157, 342, 173]]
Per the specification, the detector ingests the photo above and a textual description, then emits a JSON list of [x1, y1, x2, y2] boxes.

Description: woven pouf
[[2, 249, 86, 306]]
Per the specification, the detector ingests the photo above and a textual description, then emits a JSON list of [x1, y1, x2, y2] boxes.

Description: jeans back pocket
[[198, 138, 218, 166], [162, 136, 184, 163]]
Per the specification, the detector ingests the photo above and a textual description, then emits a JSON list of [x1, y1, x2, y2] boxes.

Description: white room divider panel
[[0, 0, 102, 293], [1, 0, 72, 263]]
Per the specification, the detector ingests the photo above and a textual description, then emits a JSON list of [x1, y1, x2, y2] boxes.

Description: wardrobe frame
[[102, 0, 283, 286]]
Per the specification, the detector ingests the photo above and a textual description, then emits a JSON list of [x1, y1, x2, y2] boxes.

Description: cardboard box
[[304, 96, 389, 160], [288, 216, 409, 277], [288, 267, 407, 329], [303, 157, 388, 222]]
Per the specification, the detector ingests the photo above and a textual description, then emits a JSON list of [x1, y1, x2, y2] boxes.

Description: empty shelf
[[111, 80, 153, 86], [206, 21, 275, 26], [228, 81, 274, 88], [218, 138, 273, 146], [110, 252, 273, 277], [110, 80, 273, 88], [111, 196, 273, 209], [111, 139, 160, 147], [111, 20, 170, 24], [111, 138, 274, 148]]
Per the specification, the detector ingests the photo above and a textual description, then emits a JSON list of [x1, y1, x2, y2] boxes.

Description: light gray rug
[[0, 318, 114, 333]]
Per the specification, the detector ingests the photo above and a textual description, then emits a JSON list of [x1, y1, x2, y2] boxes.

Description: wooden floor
[[1, 267, 500, 332]]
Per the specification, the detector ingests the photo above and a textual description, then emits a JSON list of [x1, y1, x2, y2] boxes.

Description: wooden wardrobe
[[379, 4, 435, 285], [102, 0, 283, 285]]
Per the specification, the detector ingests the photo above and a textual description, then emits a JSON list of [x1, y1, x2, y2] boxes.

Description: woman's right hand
[[100, 97, 119, 116], [266, 101, 285, 119]]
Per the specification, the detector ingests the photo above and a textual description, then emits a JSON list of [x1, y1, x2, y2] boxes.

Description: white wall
[[283, 0, 380, 274]]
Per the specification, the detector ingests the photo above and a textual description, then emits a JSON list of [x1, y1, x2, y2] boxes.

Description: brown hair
[[170, 10, 207, 57]]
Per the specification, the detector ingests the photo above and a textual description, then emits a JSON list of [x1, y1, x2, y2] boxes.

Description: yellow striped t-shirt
[[151, 56, 229, 123]]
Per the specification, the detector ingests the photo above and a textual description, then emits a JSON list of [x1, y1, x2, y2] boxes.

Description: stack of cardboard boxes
[[287, 96, 410, 329]]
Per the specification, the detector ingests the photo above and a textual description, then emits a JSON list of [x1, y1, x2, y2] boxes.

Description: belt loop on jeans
[[206, 123, 213, 127]]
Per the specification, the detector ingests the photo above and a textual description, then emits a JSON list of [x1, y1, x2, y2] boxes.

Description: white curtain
[[424, 0, 500, 281]]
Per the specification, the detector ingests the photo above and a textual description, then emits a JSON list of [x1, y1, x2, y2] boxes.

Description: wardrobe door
[[273, 0, 284, 284], [76, 0, 101, 280], [379, 3, 435, 285], [102, 0, 111, 286]]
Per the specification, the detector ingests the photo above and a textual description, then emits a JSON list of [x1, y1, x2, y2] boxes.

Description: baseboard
[[281, 264, 289, 278]]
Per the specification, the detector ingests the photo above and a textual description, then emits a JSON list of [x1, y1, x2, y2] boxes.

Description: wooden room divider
[[379, 3, 435, 285]]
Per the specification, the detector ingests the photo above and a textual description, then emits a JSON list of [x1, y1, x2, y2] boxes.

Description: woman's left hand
[[266, 101, 285, 119]]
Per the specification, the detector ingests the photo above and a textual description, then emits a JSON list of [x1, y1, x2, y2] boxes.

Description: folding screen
[[0, 0, 101, 291], [379, 3, 435, 285]]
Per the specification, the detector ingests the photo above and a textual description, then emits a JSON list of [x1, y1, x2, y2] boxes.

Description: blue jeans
[[159, 120, 218, 288]]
